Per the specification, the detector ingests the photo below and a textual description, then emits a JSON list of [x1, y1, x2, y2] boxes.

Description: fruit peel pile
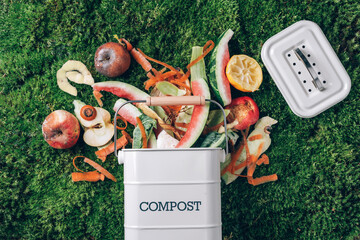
[[42, 29, 278, 185]]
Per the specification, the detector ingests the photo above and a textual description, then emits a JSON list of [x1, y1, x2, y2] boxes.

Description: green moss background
[[0, 0, 359, 239]]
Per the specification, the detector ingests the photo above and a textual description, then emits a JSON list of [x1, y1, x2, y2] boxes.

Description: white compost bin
[[114, 96, 227, 240], [118, 148, 225, 240]]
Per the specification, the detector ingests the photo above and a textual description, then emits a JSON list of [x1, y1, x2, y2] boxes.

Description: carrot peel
[[113, 116, 128, 130], [84, 157, 117, 182], [95, 134, 128, 162], [93, 90, 104, 107], [248, 134, 263, 141], [136, 117, 147, 148]]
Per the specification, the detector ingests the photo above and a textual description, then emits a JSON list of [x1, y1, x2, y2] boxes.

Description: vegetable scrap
[[95, 131, 131, 162], [93, 90, 104, 107], [136, 117, 147, 149], [57, 60, 94, 96], [72, 156, 117, 182], [220, 116, 278, 185]]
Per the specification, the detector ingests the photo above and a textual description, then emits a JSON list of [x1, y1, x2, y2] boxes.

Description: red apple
[[94, 42, 131, 77], [225, 96, 259, 130], [42, 110, 80, 149]]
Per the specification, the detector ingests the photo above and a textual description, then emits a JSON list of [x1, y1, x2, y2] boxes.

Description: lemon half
[[226, 55, 263, 92]]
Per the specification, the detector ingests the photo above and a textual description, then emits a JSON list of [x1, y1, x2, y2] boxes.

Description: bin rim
[[120, 147, 224, 152]]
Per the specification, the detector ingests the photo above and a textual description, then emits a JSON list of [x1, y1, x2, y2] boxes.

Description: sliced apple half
[[83, 122, 114, 147], [73, 100, 114, 147]]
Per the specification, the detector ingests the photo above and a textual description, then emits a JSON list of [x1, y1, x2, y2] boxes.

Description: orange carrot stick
[[93, 90, 104, 107], [248, 134, 263, 141], [72, 171, 105, 182], [131, 48, 153, 72], [136, 117, 147, 148], [83, 157, 117, 182], [95, 135, 128, 162]]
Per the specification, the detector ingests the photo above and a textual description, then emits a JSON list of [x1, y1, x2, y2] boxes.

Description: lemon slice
[[226, 55, 263, 92]]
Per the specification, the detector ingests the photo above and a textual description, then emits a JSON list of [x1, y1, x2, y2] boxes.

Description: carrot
[[80, 105, 97, 121], [83, 157, 117, 182], [93, 90, 104, 107], [248, 134, 263, 141], [136, 117, 147, 148], [114, 36, 153, 72], [72, 171, 105, 182], [95, 134, 128, 162], [131, 48, 153, 72], [248, 174, 278, 186], [113, 116, 128, 130], [116, 36, 133, 51]]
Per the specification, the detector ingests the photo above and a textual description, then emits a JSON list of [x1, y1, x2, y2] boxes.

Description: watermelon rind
[[209, 29, 234, 106]]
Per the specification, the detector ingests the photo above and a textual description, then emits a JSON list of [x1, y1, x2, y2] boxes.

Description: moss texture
[[0, 0, 359, 239]]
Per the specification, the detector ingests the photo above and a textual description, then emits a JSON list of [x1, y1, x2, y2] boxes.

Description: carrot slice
[[83, 157, 117, 182], [136, 117, 147, 148], [248, 134, 263, 141], [93, 90, 104, 107], [95, 134, 128, 162]]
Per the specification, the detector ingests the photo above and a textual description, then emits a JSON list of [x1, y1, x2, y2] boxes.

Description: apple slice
[[57, 60, 94, 96], [73, 100, 114, 147], [83, 123, 114, 147]]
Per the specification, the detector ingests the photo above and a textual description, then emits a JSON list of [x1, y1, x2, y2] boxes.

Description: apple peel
[[57, 60, 94, 96]]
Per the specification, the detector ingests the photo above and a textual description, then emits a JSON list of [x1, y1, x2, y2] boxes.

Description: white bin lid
[[261, 20, 351, 118]]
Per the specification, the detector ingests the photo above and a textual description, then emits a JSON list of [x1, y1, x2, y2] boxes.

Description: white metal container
[[114, 96, 227, 240], [118, 148, 225, 240]]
